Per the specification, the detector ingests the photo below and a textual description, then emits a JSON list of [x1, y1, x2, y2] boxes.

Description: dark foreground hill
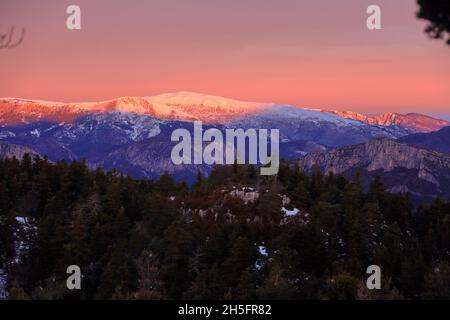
[[1, 156, 449, 300]]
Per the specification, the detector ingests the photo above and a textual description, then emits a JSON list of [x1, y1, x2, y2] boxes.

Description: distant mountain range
[[317, 109, 449, 133], [1, 92, 449, 200], [1, 92, 447, 133], [399, 126, 450, 154]]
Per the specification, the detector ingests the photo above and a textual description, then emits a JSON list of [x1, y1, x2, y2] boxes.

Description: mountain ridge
[[0, 142, 41, 160], [1, 92, 448, 132], [399, 126, 450, 154], [319, 109, 449, 133], [297, 138, 450, 201], [1, 92, 449, 193]]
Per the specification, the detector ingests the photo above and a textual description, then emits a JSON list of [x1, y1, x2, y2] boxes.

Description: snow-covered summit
[[146, 91, 269, 110], [1, 92, 447, 132], [0, 92, 273, 124]]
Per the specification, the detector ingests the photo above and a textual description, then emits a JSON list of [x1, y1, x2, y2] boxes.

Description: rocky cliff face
[[87, 135, 211, 181], [0, 142, 40, 160], [297, 139, 450, 200]]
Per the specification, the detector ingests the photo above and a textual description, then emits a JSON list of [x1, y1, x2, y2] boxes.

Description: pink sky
[[1, 0, 449, 117]]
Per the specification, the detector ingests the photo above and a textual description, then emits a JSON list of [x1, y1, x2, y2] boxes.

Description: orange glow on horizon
[[1, 0, 449, 117]]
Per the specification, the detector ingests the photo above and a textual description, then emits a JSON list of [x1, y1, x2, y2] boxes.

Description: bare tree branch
[[0, 26, 26, 49]]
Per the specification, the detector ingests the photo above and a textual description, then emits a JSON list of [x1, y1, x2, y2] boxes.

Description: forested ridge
[[0, 155, 449, 299]]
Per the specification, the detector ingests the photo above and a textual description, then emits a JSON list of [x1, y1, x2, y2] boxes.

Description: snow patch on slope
[[146, 91, 268, 110], [282, 207, 300, 216]]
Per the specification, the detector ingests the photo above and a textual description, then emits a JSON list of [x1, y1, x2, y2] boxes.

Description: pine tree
[[423, 262, 450, 299], [221, 235, 255, 288], [97, 249, 138, 299], [160, 218, 194, 298], [256, 260, 298, 300], [132, 250, 164, 299]]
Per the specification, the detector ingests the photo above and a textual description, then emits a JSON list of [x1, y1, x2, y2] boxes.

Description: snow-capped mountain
[[317, 109, 449, 133], [0, 92, 448, 182], [3, 92, 447, 132], [0, 92, 270, 125]]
